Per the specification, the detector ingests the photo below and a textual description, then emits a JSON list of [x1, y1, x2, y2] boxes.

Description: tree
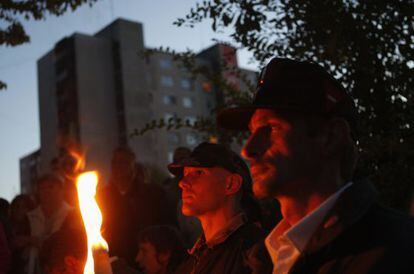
[[0, 0, 98, 89], [169, 0, 413, 211]]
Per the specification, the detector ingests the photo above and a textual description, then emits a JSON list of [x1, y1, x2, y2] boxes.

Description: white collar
[[266, 182, 353, 253]]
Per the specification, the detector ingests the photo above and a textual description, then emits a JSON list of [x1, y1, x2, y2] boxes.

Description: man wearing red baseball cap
[[218, 58, 414, 274]]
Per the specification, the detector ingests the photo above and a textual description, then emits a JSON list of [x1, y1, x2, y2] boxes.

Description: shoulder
[[173, 255, 194, 274], [236, 223, 272, 273], [367, 203, 414, 244], [336, 204, 414, 273], [230, 223, 270, 258], [340, 203, 414, 261], [236, 222, 267, 243], [27, 206, 42, 219]]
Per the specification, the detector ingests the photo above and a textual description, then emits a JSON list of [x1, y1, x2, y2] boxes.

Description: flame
[[70, 149, 85, 174], [76, 171, 108, 274]]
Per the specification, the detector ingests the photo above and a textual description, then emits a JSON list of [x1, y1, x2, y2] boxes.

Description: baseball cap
[[217, 58, 357, 133], [168, 142, 253, 195]]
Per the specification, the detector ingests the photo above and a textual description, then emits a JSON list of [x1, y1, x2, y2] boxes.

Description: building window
[[201, 82, 212, 93], [181, 78, 191, 89], [160, 58, 172, 69], [182, 97, 193, 108], [185, 116, 197, 125], [168, 132, 180, 145], [163, 95, 177, 105], [168, 152, 174, 163], [161, 75, 174, 87], [164, 113, 177, 122], [186, 133, 197, 146]]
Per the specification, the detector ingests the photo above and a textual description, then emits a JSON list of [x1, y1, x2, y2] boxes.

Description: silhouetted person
[[0, 197, 12, 257], [54, 148, 82, 207], [39, 212, 86, 274], [26, 174, 73, 274], [98, 146, 173, 266], [217, 58, 414, 273], [0, 220, 11, 274], [169, 142, 272, 273], [135, 225, 186, 274], [9, 194, 36, 274], [0, 198, 9, 220]]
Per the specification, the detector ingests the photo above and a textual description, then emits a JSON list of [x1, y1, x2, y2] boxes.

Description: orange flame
[[76, 171, 108, 274], [70, 149, 85, 174]]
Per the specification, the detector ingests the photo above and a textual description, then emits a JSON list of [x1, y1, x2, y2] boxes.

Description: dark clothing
[[175, 214, 272, 274], [111, 258, 142, 274], [289, 180, 414, 274], [9, 215, 31, 274], [97, 181, 175, 265], [0, 222, 11, 274]]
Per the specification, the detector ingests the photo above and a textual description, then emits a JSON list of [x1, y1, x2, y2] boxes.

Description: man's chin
[[181, 205, 197, 217]]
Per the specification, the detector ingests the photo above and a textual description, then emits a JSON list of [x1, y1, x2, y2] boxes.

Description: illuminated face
[[38, 180, 63, 207], [135, 242, 166, 274], [179, 166, 230, 217], [242, 109, 322, 198]]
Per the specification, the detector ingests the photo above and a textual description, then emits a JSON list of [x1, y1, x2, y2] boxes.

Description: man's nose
[[242, 127, 270, 160], [178, 177, 191, 190]]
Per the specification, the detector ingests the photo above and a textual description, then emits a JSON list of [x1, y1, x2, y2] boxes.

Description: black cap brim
[[217, 105, 302, 131], [167, 158, 213, 177]]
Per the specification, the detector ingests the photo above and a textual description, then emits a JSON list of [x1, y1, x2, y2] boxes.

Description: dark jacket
[[175, 214, 272, 274], [97, 180, 175, 265], [289, 180, 414, 274]]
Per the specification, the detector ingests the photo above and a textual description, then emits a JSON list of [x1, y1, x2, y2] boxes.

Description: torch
[[76, 171, 113, 274]]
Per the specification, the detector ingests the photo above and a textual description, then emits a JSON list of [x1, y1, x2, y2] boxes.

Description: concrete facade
[[19, 149, 40, 194], [20, 18, 257, 192]]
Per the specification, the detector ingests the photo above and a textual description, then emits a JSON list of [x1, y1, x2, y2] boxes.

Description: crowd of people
[[1, 57, 414, 274]]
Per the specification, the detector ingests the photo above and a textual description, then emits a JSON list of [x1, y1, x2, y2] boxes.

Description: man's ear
[[322, 118, 351, 157], [158, 251, 171, 265], [64, 255, 79, 267], [225, 173, 243, 196]]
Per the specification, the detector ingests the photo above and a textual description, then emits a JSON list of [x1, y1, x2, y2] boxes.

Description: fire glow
[[76, 171, 108, 274]]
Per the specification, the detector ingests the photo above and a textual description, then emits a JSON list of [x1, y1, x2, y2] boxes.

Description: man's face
[[135, 241, 165, 274], [242, 109, 323, 198], [59, 154, 78, 180], [38, 181, 63, 207], [179, 166, 230, 217], [111, 151, 136, 191]]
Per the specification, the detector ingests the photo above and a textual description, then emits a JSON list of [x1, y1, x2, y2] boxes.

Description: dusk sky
[[0, 0, 258, 201]]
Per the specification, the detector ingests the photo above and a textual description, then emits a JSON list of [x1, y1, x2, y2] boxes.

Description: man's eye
[[189, 169, 205, 176], [184, 170, 204, 177], [270, 125, 281, 131], [195, 170, 204, 176]]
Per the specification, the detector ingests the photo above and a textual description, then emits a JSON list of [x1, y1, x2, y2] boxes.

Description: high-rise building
[[19, 149, 40, 194], [20, 18, 256, 193]]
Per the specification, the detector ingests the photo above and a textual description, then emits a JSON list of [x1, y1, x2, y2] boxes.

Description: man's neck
[[277, 178, 341, 227], [198, 204, 241, 243]]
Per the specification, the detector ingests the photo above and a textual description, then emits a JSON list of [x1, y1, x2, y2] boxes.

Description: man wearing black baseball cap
[[169, 142, 271, 273], [218, 58, 414, 274]]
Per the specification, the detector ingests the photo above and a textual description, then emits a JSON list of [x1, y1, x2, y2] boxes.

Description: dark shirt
[[175, 213, 272, 274], [98, 180, 175, 265], [289, 180, 414, 274]]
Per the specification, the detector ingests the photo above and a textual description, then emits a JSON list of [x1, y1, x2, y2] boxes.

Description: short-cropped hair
[[137, 225, 186, 272]]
